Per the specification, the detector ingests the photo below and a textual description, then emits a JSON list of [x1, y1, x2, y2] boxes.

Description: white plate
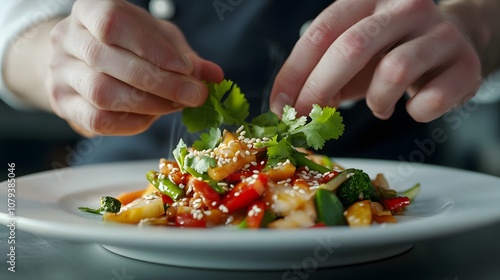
[[2, 159, 500, 270]]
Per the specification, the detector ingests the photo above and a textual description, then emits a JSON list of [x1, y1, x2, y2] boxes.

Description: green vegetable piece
[[260, 210, 277, 228], [318, 171, 350, 192], [237, 210, 277, 229], [99, 196, 121, 213], [146, 170, 184, 201], [314, 189, 346, 226], [78, 196, 121, 215], [237, 218, 248, 229], [399, 183, 421, 202], [336, 169, 375, 208]]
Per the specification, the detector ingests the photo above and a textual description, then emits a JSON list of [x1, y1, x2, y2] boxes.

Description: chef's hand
[[270, 0, 481, 122], [48, 0, 223, 135]]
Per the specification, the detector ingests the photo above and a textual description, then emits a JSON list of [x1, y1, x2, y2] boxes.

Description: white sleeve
[[0, 0, 74, 109]]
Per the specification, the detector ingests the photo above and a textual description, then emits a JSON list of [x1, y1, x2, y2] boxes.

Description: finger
[[64, 24, 208, 107], [365, 21, 463, 120], [154, 21, 224, 83], [292, 3, 437, 116], [65, 60, 184, 115], [72, 0, 192, 74], [56, 91, 157, 135], [406, 54, 481, 122], [270, 0, 376, 115], [190, 57, 224, 83]]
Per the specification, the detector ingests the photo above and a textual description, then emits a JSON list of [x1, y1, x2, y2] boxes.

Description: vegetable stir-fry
[[79, 80, 419, 229]]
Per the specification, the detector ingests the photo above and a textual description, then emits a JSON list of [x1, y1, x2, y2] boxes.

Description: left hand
[[270, 0, 481, 122]]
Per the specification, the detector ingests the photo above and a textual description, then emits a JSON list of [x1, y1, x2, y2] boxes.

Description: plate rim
[[2, 158, 500, 248]]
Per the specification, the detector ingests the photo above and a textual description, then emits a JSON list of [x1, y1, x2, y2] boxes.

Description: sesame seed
[[219, 204, 229, 213]]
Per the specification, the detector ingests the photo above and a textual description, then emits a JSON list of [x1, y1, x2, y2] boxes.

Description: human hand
[[48, 0, 223, 136], [270, 0, 481, 122]]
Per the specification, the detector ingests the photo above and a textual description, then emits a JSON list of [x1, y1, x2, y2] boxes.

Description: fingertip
[[192, 58, 224, 83], [176, 80, 208, 107], [270, 92, 293, 116]]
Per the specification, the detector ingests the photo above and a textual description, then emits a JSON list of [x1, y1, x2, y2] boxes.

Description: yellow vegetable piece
[[344, 200, 372, 227], [266, 161, 296, 182], [103, 195, 164, 224]]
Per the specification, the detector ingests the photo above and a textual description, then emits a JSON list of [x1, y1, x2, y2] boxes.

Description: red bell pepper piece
[[190, 179, 220, 209], [225, 160, 266, 183], [175, 213, 207, 228], [160, 194, 174, 206], [221, 173, 268, 213], [383, 196, 411, 212], [246, 200, 266, 229]]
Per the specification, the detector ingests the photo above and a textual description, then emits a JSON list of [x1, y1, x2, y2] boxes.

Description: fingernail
[[271, 92, 293, 115], [177, 82, 201, 106]]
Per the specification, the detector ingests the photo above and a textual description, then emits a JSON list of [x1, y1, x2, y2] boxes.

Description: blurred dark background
[[0, 101, 80, 181]]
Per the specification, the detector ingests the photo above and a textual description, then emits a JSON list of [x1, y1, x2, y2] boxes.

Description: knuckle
[[302, 20, 335, 50], [94, 6, 120, 44], [81, 37, 103, 67], [86, 73, 111, 109], [379, 54, 412, 87], [49, 22, 64, 45], [333, 28, 370, 63], [124, 61, 145, 85]]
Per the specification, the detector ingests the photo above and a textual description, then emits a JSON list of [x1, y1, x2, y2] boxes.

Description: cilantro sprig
[[181, 79, 344, 173]]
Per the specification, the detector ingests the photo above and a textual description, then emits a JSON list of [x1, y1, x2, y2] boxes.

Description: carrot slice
[[116, 189, 147, 205]]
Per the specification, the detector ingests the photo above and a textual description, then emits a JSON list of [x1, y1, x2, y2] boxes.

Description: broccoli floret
[[336, 169, 375, 207]]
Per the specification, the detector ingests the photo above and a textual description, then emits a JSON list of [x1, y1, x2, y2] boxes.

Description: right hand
[[48, 0, 223, 136]]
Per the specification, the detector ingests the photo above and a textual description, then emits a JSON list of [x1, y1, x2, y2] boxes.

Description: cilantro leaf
[[182, 80, 249, 132], [220, 81, 249, 125], [281, 106, 307, 131], [193, 127, 222, 151], [184, 154, 216, 175], [173, 139, 189, 173], [179, 79, 345, 173], [291, 105, 344, 150]]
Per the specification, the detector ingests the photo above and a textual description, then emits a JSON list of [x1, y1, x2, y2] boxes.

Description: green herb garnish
[[181, 79, 344, 172], [78, 196, 121, 215]]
